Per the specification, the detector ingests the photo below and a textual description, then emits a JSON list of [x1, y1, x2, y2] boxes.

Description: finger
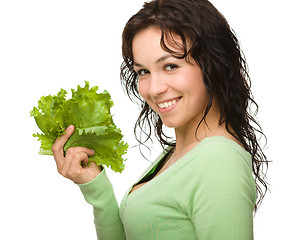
[[52, 125, 75, 169], [88, 161, 102, 171], [64, 147, 95, 164], [54, 125, 75, 150], [70, 151, 89, 170], [70, 157, 102, 184], [60, 148, 78, 177], [63, 151, 89, 179], [67, 147, 95, 156]]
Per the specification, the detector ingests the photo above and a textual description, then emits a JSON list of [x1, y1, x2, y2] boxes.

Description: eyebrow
[[133, 54, 173, 67]]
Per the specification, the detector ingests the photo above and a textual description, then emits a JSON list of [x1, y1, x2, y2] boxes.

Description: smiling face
[[132, 26, 210, 131]]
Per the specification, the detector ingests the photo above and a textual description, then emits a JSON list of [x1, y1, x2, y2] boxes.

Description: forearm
[[78, 168, 125, 240]]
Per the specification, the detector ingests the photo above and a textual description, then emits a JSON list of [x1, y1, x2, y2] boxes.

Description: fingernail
[[68, 125, 74, 130]]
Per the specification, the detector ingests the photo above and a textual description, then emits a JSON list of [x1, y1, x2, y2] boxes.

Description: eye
[[137, 69, 150, 76], [164, 64, 178, 71]]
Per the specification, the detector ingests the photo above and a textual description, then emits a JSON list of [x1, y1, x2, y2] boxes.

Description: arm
[[171, 146, 257, 240], [191, 147, 257, 240], [78, 169, 125, 240], [52, 125, 126, 240]]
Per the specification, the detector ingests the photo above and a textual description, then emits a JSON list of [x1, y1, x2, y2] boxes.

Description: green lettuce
[[30, 81, 128, 173]]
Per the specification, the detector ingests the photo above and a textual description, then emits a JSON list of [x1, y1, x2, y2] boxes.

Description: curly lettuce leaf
[[30, 81, 128, 173]]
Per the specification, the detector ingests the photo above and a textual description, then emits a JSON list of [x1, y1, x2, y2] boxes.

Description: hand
[[52, 125, 102, 184]]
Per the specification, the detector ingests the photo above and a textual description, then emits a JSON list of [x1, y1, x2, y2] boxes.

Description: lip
[[156, 97, 181, 113]]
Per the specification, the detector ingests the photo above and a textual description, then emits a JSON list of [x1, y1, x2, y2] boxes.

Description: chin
[[162, 120, 179, 129]]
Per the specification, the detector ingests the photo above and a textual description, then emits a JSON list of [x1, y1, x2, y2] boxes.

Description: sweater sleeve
[[77, 168, 126, 240], [191, 147, 257, 240]]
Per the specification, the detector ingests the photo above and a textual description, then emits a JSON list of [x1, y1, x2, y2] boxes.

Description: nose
[[148, 73, 168, 97]]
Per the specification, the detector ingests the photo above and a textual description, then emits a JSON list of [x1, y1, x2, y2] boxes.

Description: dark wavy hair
[[120, 0, 268, 211]]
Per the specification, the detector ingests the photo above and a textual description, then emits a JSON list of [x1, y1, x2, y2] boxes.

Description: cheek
[[138, 80, 157, 110], [181, 69, 206, 95], [138, 80, 148, 100], [191, 83, 210, 110]]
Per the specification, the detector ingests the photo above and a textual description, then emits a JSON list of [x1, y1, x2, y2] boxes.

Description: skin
[[130, 26, 237, 192], [133, 26, 234, 159], [52, 26, 237, 185], [52, 125, 102, 184]]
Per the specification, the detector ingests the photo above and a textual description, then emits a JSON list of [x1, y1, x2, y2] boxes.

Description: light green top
[[78, 136, 257, 240]]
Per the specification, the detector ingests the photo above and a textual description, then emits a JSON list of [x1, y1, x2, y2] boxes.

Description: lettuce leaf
[[30, 81, 128, 173]]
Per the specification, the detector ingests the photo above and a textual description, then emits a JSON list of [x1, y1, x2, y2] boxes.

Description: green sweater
[[78, 136, 256, 240]]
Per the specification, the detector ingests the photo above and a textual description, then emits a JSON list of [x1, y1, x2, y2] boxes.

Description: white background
[[0, 0, 282, 239]]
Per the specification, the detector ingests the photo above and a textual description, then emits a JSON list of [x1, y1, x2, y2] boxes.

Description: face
[[132, 26, 210, 131]]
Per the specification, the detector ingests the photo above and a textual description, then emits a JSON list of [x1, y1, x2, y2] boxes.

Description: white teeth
[[159, 103, 165, 108], [158, 99, 177, 109]]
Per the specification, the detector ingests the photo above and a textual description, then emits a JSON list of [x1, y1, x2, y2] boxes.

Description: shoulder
[[183, 136, 253, 172], [169, 137, 257, 238], [168, 136, 257, 213], [168, 136, 254, 183], [183, 136, 255, 188]]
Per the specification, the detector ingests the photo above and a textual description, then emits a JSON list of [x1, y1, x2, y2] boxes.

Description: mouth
[[156, 97, 181, 111]]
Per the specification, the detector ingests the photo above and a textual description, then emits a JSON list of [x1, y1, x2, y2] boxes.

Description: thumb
[[59, 125, 75, 146]]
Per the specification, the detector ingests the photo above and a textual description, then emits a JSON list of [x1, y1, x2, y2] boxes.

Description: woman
[[52, 0, 268, 239]]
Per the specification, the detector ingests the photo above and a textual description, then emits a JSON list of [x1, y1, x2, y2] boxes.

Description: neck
[[174, 100, 226, 156]]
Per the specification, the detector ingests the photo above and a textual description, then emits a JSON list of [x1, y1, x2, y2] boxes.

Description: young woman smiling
[[52, 0, 268, 239]]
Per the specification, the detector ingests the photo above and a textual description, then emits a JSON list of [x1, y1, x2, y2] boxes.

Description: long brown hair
[[120, 0, 268, 211]]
